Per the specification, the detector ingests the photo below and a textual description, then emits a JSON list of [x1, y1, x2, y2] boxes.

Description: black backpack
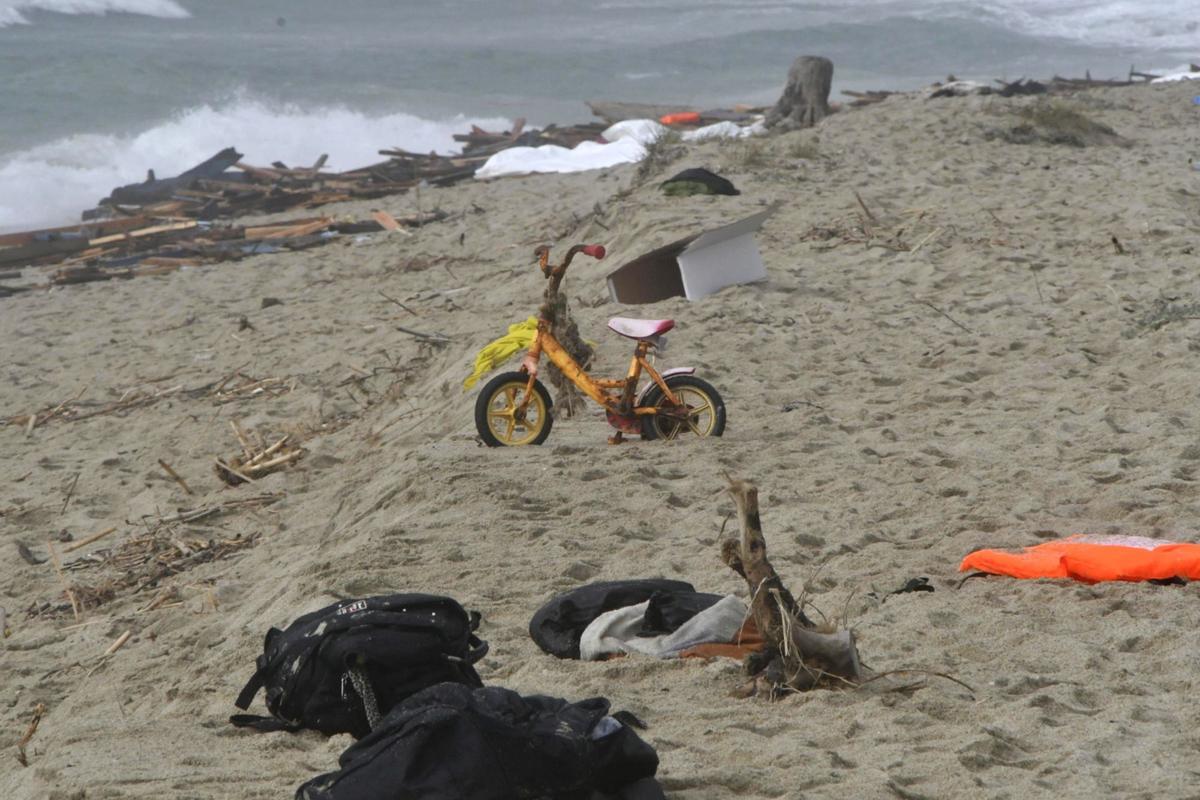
[[231, 594, 488, 738], [296, 683, 665, 800]]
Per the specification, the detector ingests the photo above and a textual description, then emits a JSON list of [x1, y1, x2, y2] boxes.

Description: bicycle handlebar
[[536, 243, 606, 279]]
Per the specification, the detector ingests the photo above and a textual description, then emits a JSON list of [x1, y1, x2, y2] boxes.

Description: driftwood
[[586, 101, 762, 126], [534, 245, 594, 417], [722, 478, 862, 696], [766, 56, 833, 130], [214, 423, 304, 486], [0, 210, 454, 297], [843, 89, 894, 107], [107, 147, 244, 206], [587, 101, 696, 124]]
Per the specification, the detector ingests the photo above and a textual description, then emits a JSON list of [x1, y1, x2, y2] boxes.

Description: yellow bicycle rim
[[654, 386, 717, 440], [485, 382, 548, 445]]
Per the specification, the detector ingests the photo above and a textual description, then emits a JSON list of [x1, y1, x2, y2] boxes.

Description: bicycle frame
[[518, 325, 680, 418]]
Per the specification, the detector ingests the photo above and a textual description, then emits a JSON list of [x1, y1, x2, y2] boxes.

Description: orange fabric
[[679, 617, 764, 660], [960, 536, 1200, 583], [659, 112, 701, 126]]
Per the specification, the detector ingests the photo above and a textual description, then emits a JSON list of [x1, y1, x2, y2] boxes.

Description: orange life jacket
[[659, 111, 701, 126], [960, 535, 1200, 583]]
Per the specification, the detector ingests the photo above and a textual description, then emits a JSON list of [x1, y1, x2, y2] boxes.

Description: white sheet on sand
[[475, 118, 763, 179], [474, 137, 648, 179], [603, 119, 765, 144], [578, 594, 748, 661]]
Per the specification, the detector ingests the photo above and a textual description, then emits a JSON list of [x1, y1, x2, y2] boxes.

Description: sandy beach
[[4, 80, 1200, 799]]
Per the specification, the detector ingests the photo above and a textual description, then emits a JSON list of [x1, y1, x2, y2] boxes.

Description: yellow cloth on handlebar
[[462, 317, 539, 390]]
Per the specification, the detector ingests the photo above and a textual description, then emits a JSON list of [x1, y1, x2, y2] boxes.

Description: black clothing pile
[[660, 167, 740, 197], [529, 579, 723, 659], [296, 684, 664, 800]]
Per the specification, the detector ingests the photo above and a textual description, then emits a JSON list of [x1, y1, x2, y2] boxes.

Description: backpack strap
[[228, 713, 302, 733], [345, 666, 382, 730], [234, 628, 283, 711], [461, 634, 489, 665], [234, 667, 267, 711]]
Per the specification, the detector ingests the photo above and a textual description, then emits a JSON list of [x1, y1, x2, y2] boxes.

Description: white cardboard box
[[605, 207, 774, 304]]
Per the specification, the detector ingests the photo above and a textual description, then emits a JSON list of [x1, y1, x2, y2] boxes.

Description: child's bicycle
[[474, 243, 726, 446]]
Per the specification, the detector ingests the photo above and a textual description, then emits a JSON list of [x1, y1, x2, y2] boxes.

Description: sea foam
[[0, 99, 510, 233], [0, 0, 189, 27]]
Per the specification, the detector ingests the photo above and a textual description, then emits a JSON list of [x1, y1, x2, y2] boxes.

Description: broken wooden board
[[372, 211, 401, 231], [88, 221, 199, 246], [0, 217, 152, 249], [0, 238, 89, 266]]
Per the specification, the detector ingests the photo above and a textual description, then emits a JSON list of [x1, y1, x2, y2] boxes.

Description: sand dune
[[4, 81, 1200, 799]]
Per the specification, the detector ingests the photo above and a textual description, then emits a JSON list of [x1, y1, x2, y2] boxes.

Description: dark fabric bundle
[[296, 683, 665, 800], [660, 167, 740, 196], [637, 589, 724, 637], [530, 579, 700, 659]]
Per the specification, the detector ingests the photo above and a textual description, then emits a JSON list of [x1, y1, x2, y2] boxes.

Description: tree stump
[[766, 56, 833, 130], [721, 478, 863, 697]]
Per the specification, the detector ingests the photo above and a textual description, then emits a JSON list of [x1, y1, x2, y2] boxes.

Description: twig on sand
[[156, 492, 282, 524], [157, 460, 193, 495], [229, 420, 255, 461], [16, 703, 46, 767], [62, 526, 118, 554], [86, 629, 135, 677], [856, 668, 977, 699], [46, 542, 80, 621], [216, 429, 304, 486], [214, 458, 257, 485], [917, 299, 976, 335], [208, 374, 292, 405], [395, 324, 451, 343], [379, 290, 419, 316], [59, 473, 80, 515], [853, 190, 877, 223], [909, 227, 943, 255], [104, 630, 133, 656]]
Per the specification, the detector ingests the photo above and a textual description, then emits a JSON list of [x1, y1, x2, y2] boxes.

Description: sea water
[[0, 0, 1196, 231]]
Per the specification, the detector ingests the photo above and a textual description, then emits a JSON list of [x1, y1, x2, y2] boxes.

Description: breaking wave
[[0, 0, 189, 27], [937, 0, 1200, 53], [0, 98, 510, 233], [593, 0, 1200, 54]]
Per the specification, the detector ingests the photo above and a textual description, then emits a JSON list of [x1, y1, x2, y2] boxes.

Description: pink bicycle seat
[[607, 317, 675, 340]]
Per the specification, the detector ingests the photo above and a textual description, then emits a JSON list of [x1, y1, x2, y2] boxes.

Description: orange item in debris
[[679, 617, 765, 660], [659, 112, 701, 126], [960, 535, 1200, 583]]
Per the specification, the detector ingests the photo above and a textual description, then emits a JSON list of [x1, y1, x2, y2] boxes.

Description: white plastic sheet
[[474, 137, 647, 179], [682, 120, 766, 141], [476, 117, 764, 179], [602, 119, 667, 144]]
